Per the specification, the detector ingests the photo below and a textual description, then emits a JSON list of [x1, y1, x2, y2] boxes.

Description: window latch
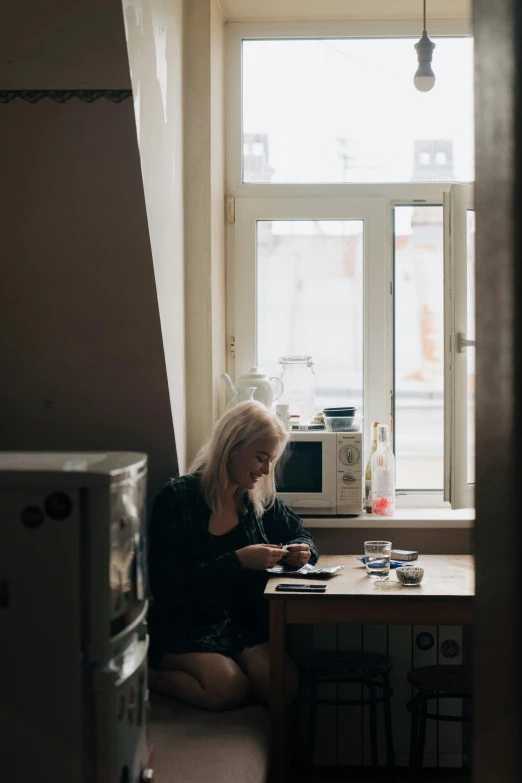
[[457, 332, 476, 353], [226, 195, 235, 223]]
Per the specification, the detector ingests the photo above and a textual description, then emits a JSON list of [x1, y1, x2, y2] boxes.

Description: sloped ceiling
[[220, 0, 470, 22]]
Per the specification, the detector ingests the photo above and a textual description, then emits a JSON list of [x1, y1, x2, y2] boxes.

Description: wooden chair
[[406, 664, 472, 771], [297, 650, 395, 771]]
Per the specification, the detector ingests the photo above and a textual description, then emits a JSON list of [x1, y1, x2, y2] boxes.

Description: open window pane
[[444, 184, 474, 508], [243, 38, 474, 184], [256, 220, 364, 416], [394, 206, 444, 490], [467, 210, 476, 484]]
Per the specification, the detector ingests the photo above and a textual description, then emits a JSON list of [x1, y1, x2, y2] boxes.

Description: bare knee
[[180, 654, 250, 711], [203, 664, 250, 711], [154, 652, 250, 711]]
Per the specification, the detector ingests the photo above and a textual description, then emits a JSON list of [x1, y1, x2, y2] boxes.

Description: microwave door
[[277, 435, 337, 515]]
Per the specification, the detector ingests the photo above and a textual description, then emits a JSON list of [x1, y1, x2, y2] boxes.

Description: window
[[394, 205, 444, 491], [226, 22, 475, 509], [241, 37, 474, 184], [257, 219, 364, 412]]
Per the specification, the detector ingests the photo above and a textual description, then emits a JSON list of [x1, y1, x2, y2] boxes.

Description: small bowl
[[324, 415, 360, 432], [396, 566, 424, 586]]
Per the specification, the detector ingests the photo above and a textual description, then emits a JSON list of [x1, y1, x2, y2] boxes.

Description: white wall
[[123, 0, 226, 469], [210, 0, 227, 434], [0, 0, 179, 501], [184, 0, 227, 465], [122, 0, 187, 471], [221, 0, 470, 21]]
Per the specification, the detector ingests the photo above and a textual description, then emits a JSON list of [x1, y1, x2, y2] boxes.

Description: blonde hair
[[188, 400, 289, 517]]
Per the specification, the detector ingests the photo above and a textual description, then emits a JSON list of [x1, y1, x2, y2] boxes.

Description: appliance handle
[[111, 600, 149, 646]]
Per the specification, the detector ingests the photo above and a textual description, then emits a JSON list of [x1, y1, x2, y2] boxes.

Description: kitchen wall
[[0, 0, 180, 500], [313, 527, 472, 555], [220, 0, 471, 21], [184, 0, 227, 466], [122, 0, 187, 473]]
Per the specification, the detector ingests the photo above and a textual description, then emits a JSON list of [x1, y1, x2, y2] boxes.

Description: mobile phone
[[275, 584, 328, 592]]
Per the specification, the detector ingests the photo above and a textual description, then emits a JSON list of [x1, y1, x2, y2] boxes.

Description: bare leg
[[149, 652, 250, 711], [234, 643, 299, 706]]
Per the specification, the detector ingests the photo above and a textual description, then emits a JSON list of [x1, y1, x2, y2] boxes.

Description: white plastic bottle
[[371, 424, 395, 516]]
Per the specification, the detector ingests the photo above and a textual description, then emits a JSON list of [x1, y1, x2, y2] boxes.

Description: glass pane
[[243, 38, 474, 184], [467, 209, 475, 484], [257, 220, 364, 419], [394, 206, 444, 490], [277, 442, 323, 493]]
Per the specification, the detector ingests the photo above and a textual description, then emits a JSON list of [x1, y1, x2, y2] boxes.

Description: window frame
[[444, 184, 475, 509], [225, 20, 474, 509], [233, 196, 389, 456], [226, 19, 472, 196]]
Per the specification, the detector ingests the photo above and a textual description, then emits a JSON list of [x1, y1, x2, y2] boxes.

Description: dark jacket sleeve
[[148, 483, 243, 602], [261, 496, 319, 565]]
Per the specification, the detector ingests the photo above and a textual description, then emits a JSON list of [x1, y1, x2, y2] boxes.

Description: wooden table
[[265, 554, 474, 782]]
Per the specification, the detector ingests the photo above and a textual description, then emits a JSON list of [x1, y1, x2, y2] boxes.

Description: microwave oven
[[276, 430, 363, 516]]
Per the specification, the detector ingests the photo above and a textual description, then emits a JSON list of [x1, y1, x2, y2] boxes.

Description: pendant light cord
[[423, 0, 427, 33]]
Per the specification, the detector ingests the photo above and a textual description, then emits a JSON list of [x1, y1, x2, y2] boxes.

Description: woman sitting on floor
[[147, 400, 319, 711]]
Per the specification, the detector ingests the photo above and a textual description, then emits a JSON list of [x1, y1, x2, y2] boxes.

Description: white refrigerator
[[0, 452, 153, 783]]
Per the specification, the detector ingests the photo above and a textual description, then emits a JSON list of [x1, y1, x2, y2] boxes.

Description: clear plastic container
[[324, 415, 361, 432]]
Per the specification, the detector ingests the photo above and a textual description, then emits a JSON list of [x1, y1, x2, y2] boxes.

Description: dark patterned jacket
[[147, 472, 319, 660]]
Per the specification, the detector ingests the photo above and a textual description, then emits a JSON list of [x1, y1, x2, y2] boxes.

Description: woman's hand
[[236, 544, 286, 571], [283, 544, 311, 568]]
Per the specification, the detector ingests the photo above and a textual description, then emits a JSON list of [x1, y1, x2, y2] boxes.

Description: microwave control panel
[[336, 433, 363, 515]]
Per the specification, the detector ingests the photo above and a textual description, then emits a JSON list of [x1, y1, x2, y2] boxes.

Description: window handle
[[457, 332, 476, 353]]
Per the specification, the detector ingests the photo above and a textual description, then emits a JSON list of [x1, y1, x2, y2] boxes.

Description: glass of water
[[364, 541, 392, 577]]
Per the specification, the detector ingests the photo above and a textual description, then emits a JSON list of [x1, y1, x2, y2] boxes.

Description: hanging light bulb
[[414, 0, 436, 92]]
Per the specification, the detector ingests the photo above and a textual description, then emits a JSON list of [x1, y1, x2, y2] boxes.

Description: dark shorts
[[148, 618, 268, 668]]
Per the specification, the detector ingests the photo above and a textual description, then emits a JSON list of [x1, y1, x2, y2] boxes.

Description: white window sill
[[302, 507, 475, 529]]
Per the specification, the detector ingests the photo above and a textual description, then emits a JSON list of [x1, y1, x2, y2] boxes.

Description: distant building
[[411, 140, 454, 181], [243, 133, 274, 182]]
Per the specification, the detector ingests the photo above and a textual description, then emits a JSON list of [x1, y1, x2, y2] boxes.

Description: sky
[[243, 37, 474, 183]]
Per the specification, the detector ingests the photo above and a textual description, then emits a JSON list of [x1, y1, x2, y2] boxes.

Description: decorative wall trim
[[0, 89, 132, 104]]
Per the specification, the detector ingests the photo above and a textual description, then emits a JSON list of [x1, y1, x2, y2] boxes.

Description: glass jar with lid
[[278, 355, 315, 425]]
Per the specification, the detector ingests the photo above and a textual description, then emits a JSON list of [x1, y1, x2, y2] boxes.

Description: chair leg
[[382, 674, 395, 769], [416, 693, 429, 772], [409, 693, 420, 771], [308, 676, 318, 769], [367, 680, 379, 768], [288, 691, 303, 781]]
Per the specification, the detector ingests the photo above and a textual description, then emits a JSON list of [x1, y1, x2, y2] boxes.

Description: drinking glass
[[364, 540, 392, 577]]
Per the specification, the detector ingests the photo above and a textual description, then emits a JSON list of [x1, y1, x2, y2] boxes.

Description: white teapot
[[222, 367, 284, 409]]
